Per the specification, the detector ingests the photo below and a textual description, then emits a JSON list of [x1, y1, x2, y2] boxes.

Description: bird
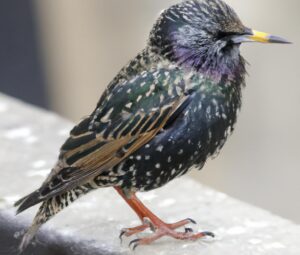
[[15, 0, 290, 252]]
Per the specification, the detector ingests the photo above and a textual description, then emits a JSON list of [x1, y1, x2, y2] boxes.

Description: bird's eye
[[216, 31, 238, 40]]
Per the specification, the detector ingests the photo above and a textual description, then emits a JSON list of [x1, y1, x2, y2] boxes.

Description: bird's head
[[149, 0, 290, 80]]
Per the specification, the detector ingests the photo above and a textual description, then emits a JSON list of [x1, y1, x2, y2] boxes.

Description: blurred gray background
[[0, 0, 299, 223]]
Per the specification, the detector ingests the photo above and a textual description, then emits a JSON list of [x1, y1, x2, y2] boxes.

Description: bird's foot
[[128, 222, 214, 250], [121, 217, 214, 250], [120, 221, 150, 241], [120, 217, 196, 241], [114, 188, 214, 250]]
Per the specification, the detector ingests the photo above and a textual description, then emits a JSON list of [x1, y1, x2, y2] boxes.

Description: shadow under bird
[[15, 0, 290, 251]]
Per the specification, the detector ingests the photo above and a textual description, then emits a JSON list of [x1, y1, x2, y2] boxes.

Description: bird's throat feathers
[[149, 42, 246, 85], [172, 42, 246, 84]]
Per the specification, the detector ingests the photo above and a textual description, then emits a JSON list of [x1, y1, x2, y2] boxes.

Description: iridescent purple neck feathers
[[171, 33, 246, 82], [149, 0, 247, 83]]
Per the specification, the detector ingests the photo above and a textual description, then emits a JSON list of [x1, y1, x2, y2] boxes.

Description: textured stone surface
[[0, 93, 300, 255]]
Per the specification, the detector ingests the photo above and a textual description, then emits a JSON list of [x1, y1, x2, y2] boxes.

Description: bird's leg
[[114, 187, 214, 249], [116, 187, 152, 239], [115, 187, 145, 222]]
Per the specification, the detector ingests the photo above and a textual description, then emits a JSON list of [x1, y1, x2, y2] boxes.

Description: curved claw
[[129, 238, 140, 251], [202, 231, 215, 238], [119, 229, 126, 243], [184, 227, 194, 233], [119, 223, 150, 242], [186, 218, 197, 224]]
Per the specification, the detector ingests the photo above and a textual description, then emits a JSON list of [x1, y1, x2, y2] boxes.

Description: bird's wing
[[38, 68, 189, 199]]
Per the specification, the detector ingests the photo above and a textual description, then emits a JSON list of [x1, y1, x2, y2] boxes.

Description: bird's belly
[[108, 94, 238, 192]]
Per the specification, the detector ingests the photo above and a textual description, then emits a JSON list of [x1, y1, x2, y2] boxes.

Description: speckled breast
[[109, 82, 242, 192]]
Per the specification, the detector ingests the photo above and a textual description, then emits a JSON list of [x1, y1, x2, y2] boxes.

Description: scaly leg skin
[[119, 217, 196, 240], [115, 187, 215, 250], [119, 222, 150, 240]]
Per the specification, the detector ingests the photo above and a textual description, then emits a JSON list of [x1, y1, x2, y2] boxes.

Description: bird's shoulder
[[55, 66, 190, 169], [68, 67, 187, 139]]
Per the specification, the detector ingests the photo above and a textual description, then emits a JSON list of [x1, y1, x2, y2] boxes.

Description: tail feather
[[15, 166, 87, 215], [14, 190, 43, 215], [18, 199, 51, 254], [17, 183, 95, 253]]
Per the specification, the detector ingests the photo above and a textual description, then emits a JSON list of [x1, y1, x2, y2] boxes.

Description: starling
[[15, 0, 290, 251]]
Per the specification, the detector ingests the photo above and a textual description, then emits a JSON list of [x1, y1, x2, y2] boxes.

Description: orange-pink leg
[[114, 187, 214, 249], [119, 218, 196, 239]]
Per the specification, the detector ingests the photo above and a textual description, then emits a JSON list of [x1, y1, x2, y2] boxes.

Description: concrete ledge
[[0, 211, 112, 255], [0, 93, 300, 255]]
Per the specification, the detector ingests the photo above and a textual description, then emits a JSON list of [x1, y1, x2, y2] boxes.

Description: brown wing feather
[[35, 96, 186, 200], [15, 66, 191, 206]]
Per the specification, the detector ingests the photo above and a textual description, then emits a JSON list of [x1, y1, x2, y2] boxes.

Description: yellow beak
[[249, 30, 291, 44], [231, 28, 291, 44]]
